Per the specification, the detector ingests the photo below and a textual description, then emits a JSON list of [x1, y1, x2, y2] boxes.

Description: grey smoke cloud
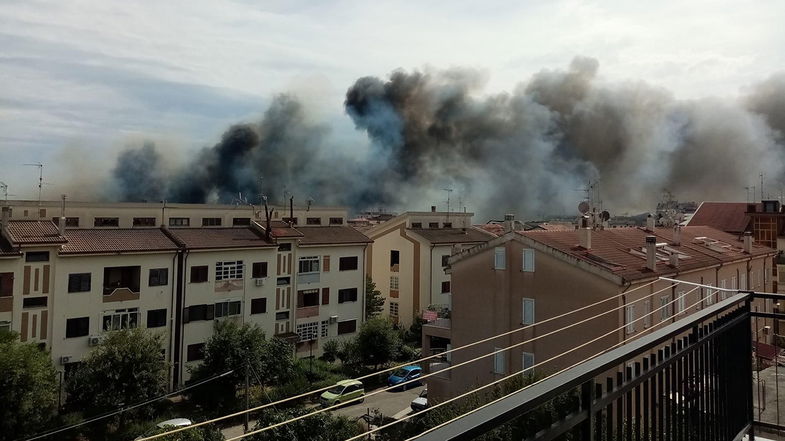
[[109, 57, 785, 218]]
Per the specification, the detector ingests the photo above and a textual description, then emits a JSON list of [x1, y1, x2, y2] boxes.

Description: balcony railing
[[297, 272, 320, 284], [295, 305, 319, 319], [412, 291, 785, 441]]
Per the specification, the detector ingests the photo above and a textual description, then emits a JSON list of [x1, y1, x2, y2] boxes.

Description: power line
[[20, 369, 234, 441], [226, 282, 683, 440], [142, 280, 660, 440], [353, 284, 717, 441]]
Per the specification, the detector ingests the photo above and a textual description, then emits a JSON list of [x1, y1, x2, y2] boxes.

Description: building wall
[[368, 223, 418, 325]]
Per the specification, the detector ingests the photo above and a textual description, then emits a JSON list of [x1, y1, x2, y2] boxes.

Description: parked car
[[320, 379, 365, 407], [411, 388, 428, 411], [387, 365, 422, 390], [134, 418, 193, 440]]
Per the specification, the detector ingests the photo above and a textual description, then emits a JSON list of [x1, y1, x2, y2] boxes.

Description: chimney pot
[[503, 213, 515, 233], [58, 216, 66, 236], [672, 225, 681, 246], [743, 231, 753, 253], [0, 206, 10, 228], [579, 224, 591, 249], [646, 215, 655, 231], [669, 252, 679, 268], [645, 235, 657, 271]]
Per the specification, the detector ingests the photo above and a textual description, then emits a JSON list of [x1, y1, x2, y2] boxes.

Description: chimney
[[504, 213, 515, 233], [669, 252, 679, 268], [646, 236, 657, 271], [58, 217, 66, 236], [431, 205, 436, 213], [578, 216, 591, 249], [0, 206, 10, 228], [743, 231, 753, 253], [672, 225, 681, 246], [646, 215, 655, 231]]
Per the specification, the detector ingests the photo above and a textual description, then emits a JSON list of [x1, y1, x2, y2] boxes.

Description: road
[[221, 384, 425, 438]]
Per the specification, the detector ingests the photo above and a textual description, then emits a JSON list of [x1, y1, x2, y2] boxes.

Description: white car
[[411, 388, 428, 412], [135, 418, 193, 440]]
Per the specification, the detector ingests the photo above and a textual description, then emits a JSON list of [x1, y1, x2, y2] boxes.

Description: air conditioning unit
[[329, 315, 338, 324], [60, 355, 72, 365], [255, 278, 265, 287], [88, 335, 102, 346]]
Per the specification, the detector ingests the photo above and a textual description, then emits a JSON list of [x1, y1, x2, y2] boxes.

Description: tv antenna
[[24, 162, 44, 218], [442, 187, 453, 219]]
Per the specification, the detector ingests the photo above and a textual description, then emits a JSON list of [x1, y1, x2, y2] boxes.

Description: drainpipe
[[429, 244, 435, 308], [168, 251, 177, 390], [361, 244, 368, 323], [173, 249, 188, 387]]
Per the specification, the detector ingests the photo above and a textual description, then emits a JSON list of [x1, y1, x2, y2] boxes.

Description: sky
[[1, 0, 784, 201]]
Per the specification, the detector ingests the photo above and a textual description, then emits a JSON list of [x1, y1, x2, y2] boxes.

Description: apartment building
[[363, 208, 494, 326], [0, 204, 370, 388], [424, 220, 776, 401]]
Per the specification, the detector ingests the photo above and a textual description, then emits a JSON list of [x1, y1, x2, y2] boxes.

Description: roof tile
[[61, 229, 179, 254]]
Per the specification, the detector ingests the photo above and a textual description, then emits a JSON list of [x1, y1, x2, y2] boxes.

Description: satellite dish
[[601, 210, 611, 221], [578, 201, 590, 215]]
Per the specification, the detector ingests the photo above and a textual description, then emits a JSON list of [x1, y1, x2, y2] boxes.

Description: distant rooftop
[[4, 220, 67, 245], [61, 229, 179, 254]]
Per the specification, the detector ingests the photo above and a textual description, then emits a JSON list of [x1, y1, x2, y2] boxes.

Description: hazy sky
[[1, 0, 784, 199]]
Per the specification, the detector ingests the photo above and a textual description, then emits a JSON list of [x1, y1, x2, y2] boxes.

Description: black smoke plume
[[109, 58, 785, 217]]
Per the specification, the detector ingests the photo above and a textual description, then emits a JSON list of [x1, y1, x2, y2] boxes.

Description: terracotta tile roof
[[296, 226, 372, 245], [0, 235, 20, 257], [475, 224, 506, 237], [61, 229, 179, 254], [4, 220, 67, 245], [167, 227, 275, 249], [266, 221, 304, 238], [687, 202, 754, 233], [518, 226, 775, 282], [409, 227, 496, 244]]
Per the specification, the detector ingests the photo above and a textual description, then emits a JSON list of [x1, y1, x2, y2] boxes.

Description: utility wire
[[224, 282, 682, 441], [20, 369, 234, 441], [141, 279, 660, 440], [355, 285, 722, 441]]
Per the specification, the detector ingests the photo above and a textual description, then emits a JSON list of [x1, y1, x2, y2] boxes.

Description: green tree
[[189, 321, 294, 410], [65, 328, 167, 419], [0, 332, 58, 441], [321, 339, 339, 363], [356, 318, 401, 368], [365, 277, 385, 319], [247, 407, 362, 441]]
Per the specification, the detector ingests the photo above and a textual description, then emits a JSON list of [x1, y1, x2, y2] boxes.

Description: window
[[338, 288, 358, 303], [443, 222, 452, 228], [494, 247, 506, 270], [252, 262, 268, 278], [493, 348, 506, 374], [390, 250, 400, 267], [25, 251, 49, 262], [411, 222, 422, 228], [202, 217, 222, 226], [52, 217, 79, 227], [94, 217, 119, 227], [0, 321, 10, 333], [133, 217, 156, 227], [23, 297, 47, 308], [390, 276, 399, 290], [321, 320, 329, 337], [731, 275, 737, 290], [660, 296, 671, 321], [251, 298, 267, 314], [147, 309, 167, 328], [149, 268, 168, 286], [677, 291, 686, 314], [169, 217, 190, 227], [187, 343, 205, 362], [277, 277, 291, 286], [184, 304, 214, 322], [429, 222, 439, 228], [522, 298, 535, 325], [296, 321, 319, 342], [282, 217, 297, 225], [215, 300, 241, 318], [216, 261, 244, 281], [233, 217, 251, 226], [275, 311, 289, 321], [66, 317, 90, 338], [103, 308, 139, 331], [441, 281, 451, 293], [298, 256, 320, 274], [68, 273, 91, 293], [390, 302, 399, 317], [522, 352, 535, 374], [306, 217, 321, 225], [643, 300, 651, 328], [625, 305, 635, 334], [338, 319, 357, 335], [329, 217, 343, 225], [339, 256, 358, 271], [190, 265, 208, 283], [522, 249, 535, 272], [0, 272, 12, 296], [278, 243, 292, 252], [719, 279, 727, 300], [705, 284, 715, 305], [298, 289, 320, 307], [441, 255, 449, 267], [103, 266, 141, 294]]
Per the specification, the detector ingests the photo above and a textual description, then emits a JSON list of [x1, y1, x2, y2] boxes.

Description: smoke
[[106, 58, 785, 218]]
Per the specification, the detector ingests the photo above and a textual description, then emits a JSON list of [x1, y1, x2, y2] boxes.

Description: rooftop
[[409, 227, 495, 244], [3, 220, 67, 245], [687, 201, 754, 233], [166, 227, 275, 250], [296, 226, 372, 245], [60, 229, 179, 254]]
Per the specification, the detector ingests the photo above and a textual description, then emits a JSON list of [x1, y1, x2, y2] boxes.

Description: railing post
[[745, 296, 756, 441], [581, 380, 595, 441]]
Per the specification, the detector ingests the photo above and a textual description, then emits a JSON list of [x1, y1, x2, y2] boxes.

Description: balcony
[[295, 305, 319, 319], [408, 290, 785, 441], [297, 272, 320, 284]]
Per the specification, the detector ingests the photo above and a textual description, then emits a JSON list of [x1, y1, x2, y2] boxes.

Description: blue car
[[387, 366, 422, 390]]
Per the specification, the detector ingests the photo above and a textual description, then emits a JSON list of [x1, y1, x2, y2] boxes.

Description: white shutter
[[493, 348, 506, 374], [522, 352, 535, 373], [522, 249, 535, 272], [625, 305, 635, 334], [494, 247, 506, 270], [522, 298, 535, 325]]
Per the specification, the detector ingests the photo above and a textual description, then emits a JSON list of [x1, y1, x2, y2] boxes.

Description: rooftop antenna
[[442, 187, 453, 220], [306, 197, 314, 212], [761, 172, 765, 200], [0, 181, 8, 203], [24, 162, 43, 219]]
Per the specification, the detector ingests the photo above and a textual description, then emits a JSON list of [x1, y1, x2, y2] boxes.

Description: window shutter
[[494, 247, 506, 270], [183, 307, 190, 324], [297, 291, 305, 308], [323, 256, 330, 272], [522, 249, 535, 272], [206, 304, 215, 320], [322, 288, 330, 305]]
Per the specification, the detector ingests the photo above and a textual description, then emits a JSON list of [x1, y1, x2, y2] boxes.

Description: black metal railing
[[414, 292, 784, 441]]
